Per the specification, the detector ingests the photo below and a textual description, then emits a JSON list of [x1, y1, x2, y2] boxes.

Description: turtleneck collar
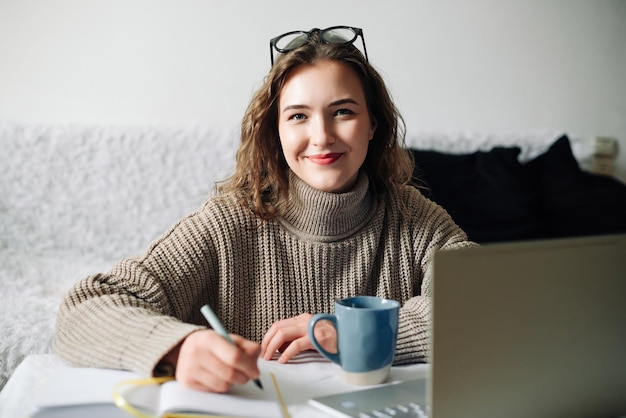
[[277, 170, 377, 242]]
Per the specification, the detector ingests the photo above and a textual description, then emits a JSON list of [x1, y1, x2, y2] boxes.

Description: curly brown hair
[[217, 32, 414, 220]]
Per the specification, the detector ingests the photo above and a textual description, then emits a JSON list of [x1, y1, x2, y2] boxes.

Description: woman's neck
[[278, 171, 377, 242]]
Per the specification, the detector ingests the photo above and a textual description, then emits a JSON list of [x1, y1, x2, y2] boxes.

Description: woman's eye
[[335, 108, 355, 117], [288, 113, 307, 121]]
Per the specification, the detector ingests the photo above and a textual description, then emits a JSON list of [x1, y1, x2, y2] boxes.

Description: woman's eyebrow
[[281, 98, 360, 113], [281, 104, 310, 113], [328, 98, 360, 107]]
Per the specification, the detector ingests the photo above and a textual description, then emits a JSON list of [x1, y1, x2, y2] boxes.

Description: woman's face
[[277, 59, 376, 193]]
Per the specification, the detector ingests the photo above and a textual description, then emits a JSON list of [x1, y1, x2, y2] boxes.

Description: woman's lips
[[307, 153, 343, 165]]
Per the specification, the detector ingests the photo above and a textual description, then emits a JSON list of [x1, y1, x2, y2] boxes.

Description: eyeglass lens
[[273, 32, 310, 52], [321, 27, 358, 44]]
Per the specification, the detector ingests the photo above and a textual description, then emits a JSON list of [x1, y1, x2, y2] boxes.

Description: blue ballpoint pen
[[200, 304, 263, 390]]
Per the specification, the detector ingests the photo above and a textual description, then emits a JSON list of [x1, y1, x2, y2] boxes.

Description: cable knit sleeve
[[393, 189, 477, 364], [52, 203, 220, 377]]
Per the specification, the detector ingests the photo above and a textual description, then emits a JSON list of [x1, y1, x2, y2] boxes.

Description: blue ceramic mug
[[308, 296, 400, 385]]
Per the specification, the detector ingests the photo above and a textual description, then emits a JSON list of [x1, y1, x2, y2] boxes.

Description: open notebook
[[31, 367, 281, 418], [310, 234, 626, 418]]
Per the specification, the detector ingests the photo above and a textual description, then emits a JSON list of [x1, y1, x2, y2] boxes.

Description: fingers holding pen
[[175, 330, 261, 393], [229, 333, 263, 376]]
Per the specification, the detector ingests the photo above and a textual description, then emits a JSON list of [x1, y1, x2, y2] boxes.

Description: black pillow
[[411, 147, 543, 243], [525, 135, 626, 238]]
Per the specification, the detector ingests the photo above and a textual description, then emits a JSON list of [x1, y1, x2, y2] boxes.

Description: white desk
[[0, 354, 429, 418]]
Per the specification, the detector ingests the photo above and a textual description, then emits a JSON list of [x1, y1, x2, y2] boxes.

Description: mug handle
[[308, 313, 340, 365]]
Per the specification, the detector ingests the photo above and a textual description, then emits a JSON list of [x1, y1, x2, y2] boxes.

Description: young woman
[[53, 26, 474, 393]]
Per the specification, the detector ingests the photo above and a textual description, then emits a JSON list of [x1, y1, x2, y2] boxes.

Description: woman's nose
[[310, 116, 335, 146]]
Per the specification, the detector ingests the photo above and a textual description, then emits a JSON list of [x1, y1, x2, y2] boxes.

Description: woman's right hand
[[171, 329, 262, 393]]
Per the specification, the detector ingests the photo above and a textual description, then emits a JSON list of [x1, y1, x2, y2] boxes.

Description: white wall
[[1, 0, 625, 179]]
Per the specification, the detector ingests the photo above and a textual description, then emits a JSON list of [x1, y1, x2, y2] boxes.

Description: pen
[[200, 304, 263, 390]]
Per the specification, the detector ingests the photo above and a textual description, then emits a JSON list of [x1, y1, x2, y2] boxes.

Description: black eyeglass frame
[[269, 26, 368, 65]]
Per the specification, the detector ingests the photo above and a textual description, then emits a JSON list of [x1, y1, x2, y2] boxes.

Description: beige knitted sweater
[[53, 172, 473, 377]]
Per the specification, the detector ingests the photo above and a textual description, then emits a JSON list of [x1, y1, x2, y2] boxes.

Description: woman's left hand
[[260, 313, 336, 363]]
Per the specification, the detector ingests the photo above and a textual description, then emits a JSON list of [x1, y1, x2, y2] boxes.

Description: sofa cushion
[[525, 135, 626, 238], [411, 146, 543, 243]]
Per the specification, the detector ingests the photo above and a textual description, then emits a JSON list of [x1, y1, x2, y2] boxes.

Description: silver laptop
[[310, 233, 626, 418]]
